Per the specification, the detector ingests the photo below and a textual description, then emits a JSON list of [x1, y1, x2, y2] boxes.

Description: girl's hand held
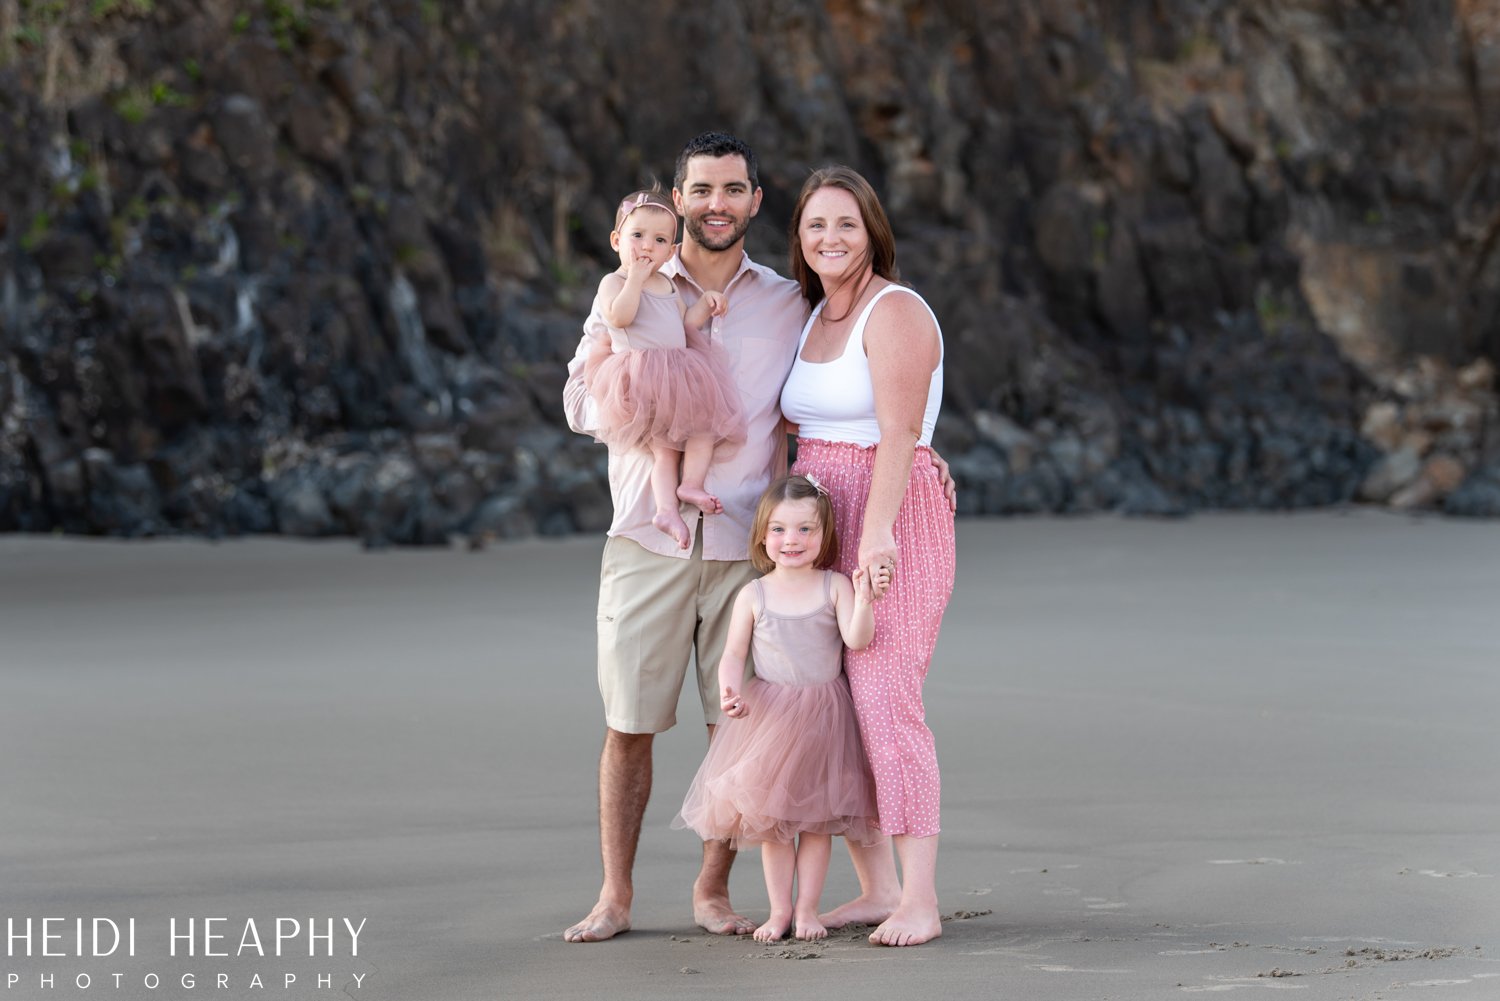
[[721, 685, 747, 718]]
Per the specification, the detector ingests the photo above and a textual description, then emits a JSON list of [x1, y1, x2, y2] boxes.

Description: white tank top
[[779, 285, 944, 448]]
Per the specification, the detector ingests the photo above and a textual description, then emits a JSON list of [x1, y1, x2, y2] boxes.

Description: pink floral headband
[[615, 192, 676, 228]]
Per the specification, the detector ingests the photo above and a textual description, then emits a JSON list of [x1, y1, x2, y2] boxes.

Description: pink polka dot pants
[[793, 438, 956, 838]]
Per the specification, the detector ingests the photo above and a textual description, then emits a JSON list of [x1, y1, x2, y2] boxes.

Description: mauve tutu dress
[[588, 285, 744, 454], [673, 572, 879, 848]]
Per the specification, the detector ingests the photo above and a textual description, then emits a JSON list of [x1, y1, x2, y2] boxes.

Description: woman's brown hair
[[787, 165, 899, 312]]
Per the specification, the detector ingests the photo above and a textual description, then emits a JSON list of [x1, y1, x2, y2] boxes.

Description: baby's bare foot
[[653, 510, 690, 549], [753, 912, 792, 944], [677, 484, 723, 516]]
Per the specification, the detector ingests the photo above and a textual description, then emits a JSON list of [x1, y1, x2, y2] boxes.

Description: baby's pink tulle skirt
[[590, 343, 744, 454]]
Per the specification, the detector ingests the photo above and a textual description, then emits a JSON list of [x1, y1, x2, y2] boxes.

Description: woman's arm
[[858, 291, 941, 575]]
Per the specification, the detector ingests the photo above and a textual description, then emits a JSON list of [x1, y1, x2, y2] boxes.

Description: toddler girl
[[674, 475, 889, 942], [584, 189, 744, 549]]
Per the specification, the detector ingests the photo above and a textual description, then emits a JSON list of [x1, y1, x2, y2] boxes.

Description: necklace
[[817, 272, 879, 330]]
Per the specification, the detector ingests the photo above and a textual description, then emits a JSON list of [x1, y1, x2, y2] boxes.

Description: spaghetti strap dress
[[588, 285, 744, 454], [673, 572, 879, 848]]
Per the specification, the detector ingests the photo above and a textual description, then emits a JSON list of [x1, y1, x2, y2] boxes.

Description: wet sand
[[3, 510, 1499, 1000]]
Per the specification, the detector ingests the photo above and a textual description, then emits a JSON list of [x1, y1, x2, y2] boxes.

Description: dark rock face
[[1, 0, 1496, 543]]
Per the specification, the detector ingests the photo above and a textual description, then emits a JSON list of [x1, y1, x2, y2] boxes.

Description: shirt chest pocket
[[729, 335, 795, 407]]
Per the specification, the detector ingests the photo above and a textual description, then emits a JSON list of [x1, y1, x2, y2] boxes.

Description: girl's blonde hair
[[613, 186, 677, 232], [749, 475, 839, 573]]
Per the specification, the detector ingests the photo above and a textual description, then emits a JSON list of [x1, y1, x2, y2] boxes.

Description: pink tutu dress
[[588, 285, 744, 454], [673, 572, 879, 848]]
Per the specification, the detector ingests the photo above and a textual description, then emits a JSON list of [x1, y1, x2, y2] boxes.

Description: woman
[[779, 166, 955, 947]]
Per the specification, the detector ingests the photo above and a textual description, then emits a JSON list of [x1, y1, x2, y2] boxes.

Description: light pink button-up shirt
[[563, 251, 810, 561]]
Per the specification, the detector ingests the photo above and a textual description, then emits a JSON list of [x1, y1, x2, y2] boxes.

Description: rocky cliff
[[2, 0, 1498, 543]]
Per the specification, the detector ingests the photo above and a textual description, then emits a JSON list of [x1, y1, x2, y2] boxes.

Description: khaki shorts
[[596, 532, 757, 734]]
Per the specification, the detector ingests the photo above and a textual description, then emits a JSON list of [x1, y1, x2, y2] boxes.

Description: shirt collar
[[663, 248, 771, 293]]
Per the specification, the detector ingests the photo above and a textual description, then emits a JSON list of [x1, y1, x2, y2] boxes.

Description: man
[[561, 132, 809, 942]]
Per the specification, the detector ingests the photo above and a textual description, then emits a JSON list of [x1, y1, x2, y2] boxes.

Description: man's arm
[[563, 310, 607, 437]]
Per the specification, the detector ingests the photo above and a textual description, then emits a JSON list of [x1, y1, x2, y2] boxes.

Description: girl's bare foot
[[819, 892, 898, 929], [677, 484, 723, 516], [869, 904, 943, 947], [652, 509, 690, 549], [753, 911, 792, 943], [793, 911, 827, 941]]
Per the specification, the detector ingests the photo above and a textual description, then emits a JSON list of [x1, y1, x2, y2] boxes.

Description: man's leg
[[565, 728, 653, 942], [690, 723, 754, 935], [691, 554, 761, 936], [567, 536, 695, 942]]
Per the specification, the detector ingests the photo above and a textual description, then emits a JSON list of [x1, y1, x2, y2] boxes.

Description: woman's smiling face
[[798, 186, 869, 289]]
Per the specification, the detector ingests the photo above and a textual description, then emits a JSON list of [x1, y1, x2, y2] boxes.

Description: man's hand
[[929, 448, 958, 512]]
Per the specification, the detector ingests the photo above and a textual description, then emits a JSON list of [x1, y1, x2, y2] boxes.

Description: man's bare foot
[[868, 904, 943, 947], [819, 893, 898, 930], [677, 484, 722, 516], [693, 896, 755, 936], [793, 911, 827, 941], [753, 911, 792, 943], [564, 901, 631, 943], [652, 509, 690, 549]]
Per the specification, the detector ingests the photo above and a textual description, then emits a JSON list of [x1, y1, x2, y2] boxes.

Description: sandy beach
[[3, 511, 1498, 1000]]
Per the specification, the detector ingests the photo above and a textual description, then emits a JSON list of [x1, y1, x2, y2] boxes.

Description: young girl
[[674, 475, 890, 942], [584, 189, 745, 549]]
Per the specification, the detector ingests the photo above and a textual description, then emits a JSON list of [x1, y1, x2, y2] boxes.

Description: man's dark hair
[[673, 132, 759, 191]]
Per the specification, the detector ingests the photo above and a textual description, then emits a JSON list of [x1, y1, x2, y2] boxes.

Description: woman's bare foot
[[652, 509, 691, 549], [563, 901, 631, 943], [868, 904, 943, 947], [819, 892, 898, 930], [793, 911, 827, 941], [753, 911, 792, 943], [677, 484, 723, 516]]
